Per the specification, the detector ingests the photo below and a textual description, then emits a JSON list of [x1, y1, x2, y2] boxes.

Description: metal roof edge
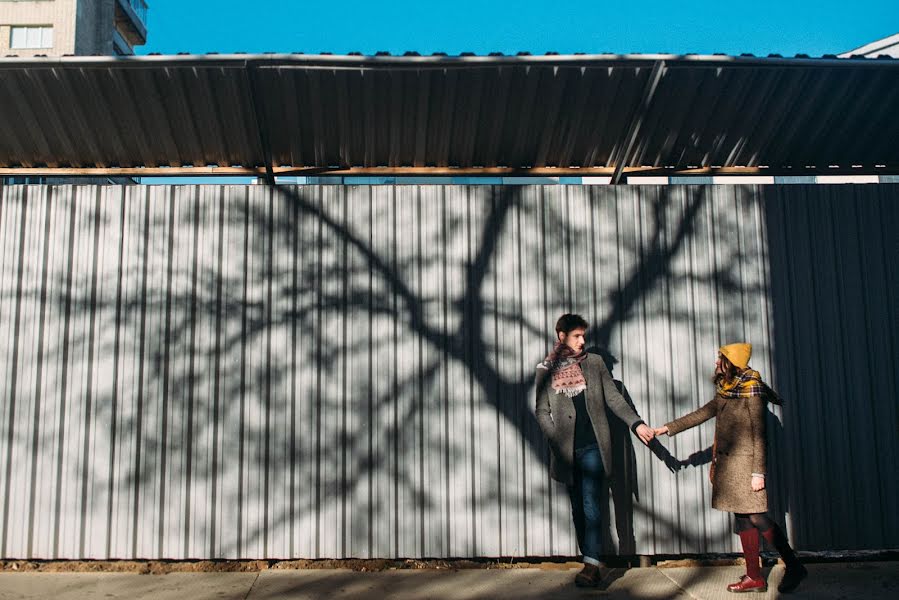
[[0, 52, 896, 69]]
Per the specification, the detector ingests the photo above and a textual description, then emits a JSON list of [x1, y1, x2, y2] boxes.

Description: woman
[[535, 313, 655, 587], [654, 343, 807, 594]]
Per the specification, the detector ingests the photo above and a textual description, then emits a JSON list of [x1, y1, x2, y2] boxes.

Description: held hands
[[635, 424, 655, 445], [653, 425, 669, 436], [751, 475, 766, 492]]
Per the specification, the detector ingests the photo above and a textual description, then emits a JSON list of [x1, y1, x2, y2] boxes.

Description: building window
[[9, 26, 54, 49]]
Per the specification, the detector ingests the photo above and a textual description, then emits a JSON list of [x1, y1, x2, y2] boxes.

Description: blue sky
[[139, 0, 897, 57]]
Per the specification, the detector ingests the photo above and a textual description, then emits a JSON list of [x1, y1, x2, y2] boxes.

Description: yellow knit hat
[[719, 343, 752, 369]]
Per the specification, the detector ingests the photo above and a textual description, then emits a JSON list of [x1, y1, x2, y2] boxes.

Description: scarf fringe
[[555, 384, 586, 398]]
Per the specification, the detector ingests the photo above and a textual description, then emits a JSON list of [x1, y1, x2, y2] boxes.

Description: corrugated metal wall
[[0, 183, 896, 560]]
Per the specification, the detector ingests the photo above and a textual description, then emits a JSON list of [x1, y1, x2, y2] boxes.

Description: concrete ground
[[0, 562, 897, 599]]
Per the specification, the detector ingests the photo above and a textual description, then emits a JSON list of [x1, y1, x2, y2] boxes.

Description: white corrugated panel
[[0, 183, 896, 559]]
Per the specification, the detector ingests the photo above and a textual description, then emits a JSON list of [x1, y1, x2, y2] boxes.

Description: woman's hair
[[555, 313, 589, 335], [713, 353, 741, 385]]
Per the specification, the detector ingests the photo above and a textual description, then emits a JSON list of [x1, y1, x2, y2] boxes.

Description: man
[[535, 313, 654, 587]]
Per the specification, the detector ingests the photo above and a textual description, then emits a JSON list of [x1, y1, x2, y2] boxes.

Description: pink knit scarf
[[538, 342, 588, 398]]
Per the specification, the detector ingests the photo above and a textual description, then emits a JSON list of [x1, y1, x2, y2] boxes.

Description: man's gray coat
[[535, 353, 644, 486]]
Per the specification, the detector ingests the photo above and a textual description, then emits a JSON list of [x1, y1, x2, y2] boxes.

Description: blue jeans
[[568, 444, 604, 564]]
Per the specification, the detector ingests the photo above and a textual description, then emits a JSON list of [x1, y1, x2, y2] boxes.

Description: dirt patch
[[656, 558, 744, 568], [2, 551, 893, 573], [0, 558, 583, 574], [0, 560, 272, 574]]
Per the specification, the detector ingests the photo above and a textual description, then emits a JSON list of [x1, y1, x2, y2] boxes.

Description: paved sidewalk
[[1, 561, 897, 599]]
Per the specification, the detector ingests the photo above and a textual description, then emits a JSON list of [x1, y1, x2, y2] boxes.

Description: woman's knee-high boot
[[761, 525, 807, 593], [727, 529, 767, 593]]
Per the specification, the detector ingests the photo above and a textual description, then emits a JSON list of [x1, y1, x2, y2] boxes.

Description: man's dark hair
[[555, 313, 589, 335]]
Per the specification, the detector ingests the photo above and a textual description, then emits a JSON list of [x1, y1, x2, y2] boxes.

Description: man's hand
[[751, 475, 765, 492], [635, 423, 655, 445], [653, 425, 669, 436]]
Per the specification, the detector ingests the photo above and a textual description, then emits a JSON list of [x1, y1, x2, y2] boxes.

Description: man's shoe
[[726, 574, 768, 593], [574, 563, 601, 587], [778, 563, 808, 593]]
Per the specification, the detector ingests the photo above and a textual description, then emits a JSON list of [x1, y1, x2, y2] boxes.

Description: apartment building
[[0, 0, 147, 56]]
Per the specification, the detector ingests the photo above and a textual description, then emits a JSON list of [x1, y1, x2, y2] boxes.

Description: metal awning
[[1, 52, 897, 181]]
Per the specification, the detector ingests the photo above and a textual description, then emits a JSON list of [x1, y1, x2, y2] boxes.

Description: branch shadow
[[0, 180, 772, 563]]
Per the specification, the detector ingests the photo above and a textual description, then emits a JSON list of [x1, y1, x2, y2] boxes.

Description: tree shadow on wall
[[0, 180, 769, 560]]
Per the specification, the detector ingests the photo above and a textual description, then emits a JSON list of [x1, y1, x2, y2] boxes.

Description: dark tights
[[734, 512, 777, 533], [733, 513, 800, 579]]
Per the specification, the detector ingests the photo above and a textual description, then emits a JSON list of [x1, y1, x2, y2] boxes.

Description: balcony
[[115, 0, 148, 47]]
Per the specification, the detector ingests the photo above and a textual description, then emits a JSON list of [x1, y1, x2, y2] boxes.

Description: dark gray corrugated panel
[[0, 183, 896, 559], [0, 54, 897, 171]]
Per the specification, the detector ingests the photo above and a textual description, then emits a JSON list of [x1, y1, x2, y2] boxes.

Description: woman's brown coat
[[535, 353, 644, 486], [665, 395, 768, 514]]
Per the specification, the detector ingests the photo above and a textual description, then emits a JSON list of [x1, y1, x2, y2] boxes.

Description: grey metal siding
[[0, 183, 896, 559]]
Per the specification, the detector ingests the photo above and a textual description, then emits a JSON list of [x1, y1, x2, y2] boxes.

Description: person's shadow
[[761, 407, 788, 550], [589, 347, 682, 556]]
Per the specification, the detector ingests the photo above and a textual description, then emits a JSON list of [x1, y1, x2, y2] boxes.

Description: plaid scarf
[[537, 342, 588, 398], [717, 368, 783, 405]]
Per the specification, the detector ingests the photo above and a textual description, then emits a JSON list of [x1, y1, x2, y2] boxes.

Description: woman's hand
[[653, 425, 669, 436], [751, 475, 766, 492]]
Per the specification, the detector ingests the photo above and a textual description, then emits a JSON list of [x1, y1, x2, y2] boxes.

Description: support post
[[611, 60, 666, 185], [246, 61, 276, 185]]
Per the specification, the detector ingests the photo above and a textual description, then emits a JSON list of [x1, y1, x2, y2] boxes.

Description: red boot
[[727, 574, 769, 593], [728, 529, 768, 593]]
